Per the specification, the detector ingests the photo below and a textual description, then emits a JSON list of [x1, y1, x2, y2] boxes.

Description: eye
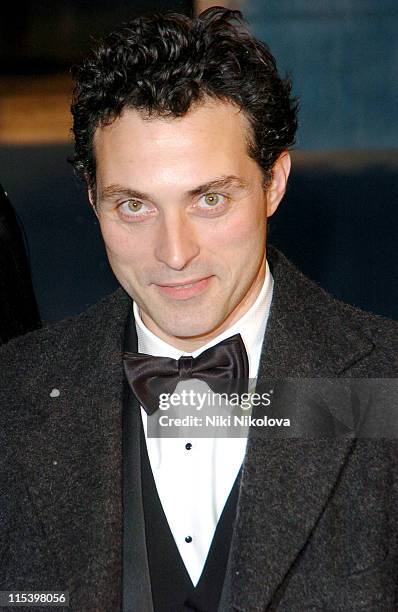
[[118, 199, 153, 221], [193, 192, 229, 217], [203, 193, 222, 206], [197, 193, 228, 209], [126, 200, 143, 213]]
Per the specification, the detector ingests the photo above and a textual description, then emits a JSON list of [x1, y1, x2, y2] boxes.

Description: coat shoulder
[[336, 296, 398, 347], [0, 288, 130, 395], [334, 299, 398, 374], [267, 245, 398, 376]]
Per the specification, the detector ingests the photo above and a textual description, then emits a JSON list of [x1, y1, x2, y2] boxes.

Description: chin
[[156, 310, 221, 339], [164, 320, 215, 339], [138, 294, 227, 341]]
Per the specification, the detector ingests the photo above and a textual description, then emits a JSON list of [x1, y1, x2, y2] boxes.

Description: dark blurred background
[[1, 0, 397, 322], [1, 0, 193, 75]]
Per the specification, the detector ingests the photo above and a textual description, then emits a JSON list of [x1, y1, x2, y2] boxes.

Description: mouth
[[155, 276, 214, 299]]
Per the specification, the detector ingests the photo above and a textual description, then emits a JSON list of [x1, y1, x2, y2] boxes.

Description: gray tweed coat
[[1, 246, 397, 612]]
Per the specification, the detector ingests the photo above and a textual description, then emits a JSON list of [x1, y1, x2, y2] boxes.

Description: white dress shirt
[[133, 261, 274, 585]]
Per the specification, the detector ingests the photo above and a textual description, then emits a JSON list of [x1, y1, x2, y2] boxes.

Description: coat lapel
[[122, 310, 154, 612], [223, 247, 375, 611]]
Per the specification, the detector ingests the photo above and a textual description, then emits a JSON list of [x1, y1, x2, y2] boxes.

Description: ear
[[88, 187, 99, 218], [265, 151, 291, 218]]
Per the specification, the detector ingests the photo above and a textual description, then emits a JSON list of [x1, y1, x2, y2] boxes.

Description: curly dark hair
[[71, 7, 298, 190]]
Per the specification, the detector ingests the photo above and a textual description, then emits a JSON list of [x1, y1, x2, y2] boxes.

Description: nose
[[154, 210, 200, 270]]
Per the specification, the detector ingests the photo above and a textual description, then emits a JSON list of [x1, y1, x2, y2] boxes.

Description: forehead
[[93, 100, 255, 188]]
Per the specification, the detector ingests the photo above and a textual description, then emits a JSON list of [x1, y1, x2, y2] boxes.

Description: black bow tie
[[123, 333, 249, 415]]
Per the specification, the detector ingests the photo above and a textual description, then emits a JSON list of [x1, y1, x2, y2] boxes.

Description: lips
[[155, 276, 213, 299], [158, 278, 206, 288]]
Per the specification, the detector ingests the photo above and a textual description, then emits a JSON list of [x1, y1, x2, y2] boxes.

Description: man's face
[[92, 99, 289, 349]]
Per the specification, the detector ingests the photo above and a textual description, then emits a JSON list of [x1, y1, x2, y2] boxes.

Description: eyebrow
[[98, 175, 249, 204], [99, 185, 151, 203], [187, 175, 250, 197]]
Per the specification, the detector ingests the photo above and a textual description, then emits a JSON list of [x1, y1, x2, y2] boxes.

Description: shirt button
[[185, 442, 192, 450], [185, 536, 193, 543]]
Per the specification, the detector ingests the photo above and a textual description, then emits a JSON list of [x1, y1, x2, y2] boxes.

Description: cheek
[[99, 219, 145, 262], [205, 205, 266, 253]]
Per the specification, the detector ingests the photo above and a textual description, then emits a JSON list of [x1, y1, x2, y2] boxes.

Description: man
[[1, 7, 397, 612]]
